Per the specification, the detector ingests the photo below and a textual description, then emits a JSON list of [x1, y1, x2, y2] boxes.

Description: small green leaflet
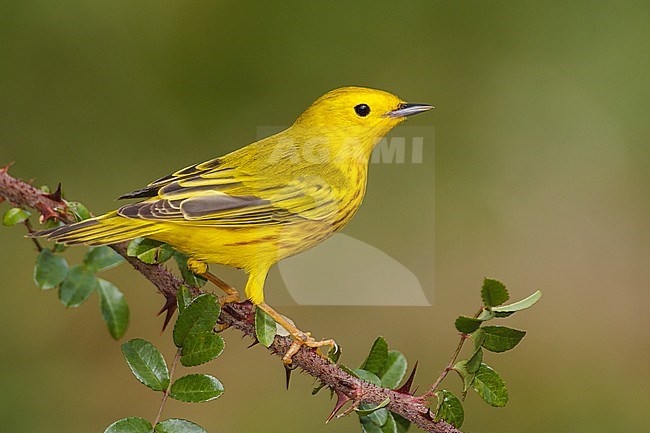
[[466, 347, 483, 374], [84, 246, 124, 272], [169, 374, 224, 403], [360, 336, 388, 376], [155, 419, 207, 433], [3, 207, 31, 226], [356, 397, 390, 416], [173, 251, 207, 288], [68, 201, 91, 221], [59, 264, 97, 307], [381, 412, 398, 433], [481, 326, 526, 353], [104, 417, 152, 433], [121, 339, 169, 392], [452, 360, 476, 392], [434, 390, 464, 428], [180, 332, 225, 367], [472, 363, 508, 407], [454, 316, 483, 334], [360, 416, 383, 433], [127, 238, 173, 264], [493, 290, 542, 313], [173, 294, 221, 347], [177, 285, 193, 313], [34, 249, 68, 289], [377, 350, 407, 389], [353, 369, 382, 386], [254, 307, 277, 347], [481, 278, 509, 307], [393, 413, 410, 433], [97, 278, 129, 340]]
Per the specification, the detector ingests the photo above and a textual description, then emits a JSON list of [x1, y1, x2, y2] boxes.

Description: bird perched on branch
[[32, 86, 433, 363]]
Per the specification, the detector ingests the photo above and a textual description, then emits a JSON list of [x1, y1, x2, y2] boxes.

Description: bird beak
[[384, 103, 435, 118]]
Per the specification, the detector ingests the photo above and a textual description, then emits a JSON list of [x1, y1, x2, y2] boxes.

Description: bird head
[[291, 86, 433, 162]]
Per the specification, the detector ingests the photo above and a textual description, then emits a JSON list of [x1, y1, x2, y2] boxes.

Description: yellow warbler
[[34, 86, 433, 362]]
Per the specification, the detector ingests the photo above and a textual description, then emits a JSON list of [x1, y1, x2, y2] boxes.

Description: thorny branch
[[0, 165, 463, 433]]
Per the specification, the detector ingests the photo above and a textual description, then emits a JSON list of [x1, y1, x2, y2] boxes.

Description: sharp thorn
[[285, 363, 296, 390], [45, 183, 63, 202], [157, 294, 177, 332], [424, 408, 435, 421], [396, 360, 418, 395], [326, 391, 351, 423], [247, 340, 259, 348]]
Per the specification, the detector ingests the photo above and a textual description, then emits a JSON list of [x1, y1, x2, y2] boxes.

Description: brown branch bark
[[0, 165, 463, 433]]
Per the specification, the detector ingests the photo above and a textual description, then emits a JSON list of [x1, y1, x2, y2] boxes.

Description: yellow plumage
[[35, 87, 433, 306]]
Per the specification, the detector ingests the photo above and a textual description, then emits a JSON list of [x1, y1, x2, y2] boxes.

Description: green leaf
[[360, 416, 383, 433], [155, 419, 207, 433], [104, 417, 153, 433], [181, 332, 225, 367], [68, 201, 91, 221], [392, 413, 410, 433], [369, 408, 389, 426], [466, 347, 483, 374], [481, 278, 509, 307], [84, 246, 124, 272], [255, 307, 277, 347], [97, 278, 129, 340], [361, 336, 388, 375], [170, 374, 224, 403], [454, 316, 483, 334], [381, 412, 398, 433], [452, 360, 475, 392], [177, 285, 193, 313], [59, 264, 97, 307], [493, 290, 543, 313], [481, 326, 526, 353], [378, 350, 407, 389], [470, 328, 485, 349], [357, 399, 391, 426], [434, 390, 464, 428], [3, 207, 30, 226], [127, 238, 173, 264], [173, 294, 221, 347], [121, 339, 169, 391], [472, 363, 508, 407], [353, 369, 382, 386], [34, 249, 68, 289], [173, 251, 207, 288]]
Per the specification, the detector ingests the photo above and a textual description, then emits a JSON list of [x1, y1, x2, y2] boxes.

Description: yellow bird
[[34, 86, 433, 362]]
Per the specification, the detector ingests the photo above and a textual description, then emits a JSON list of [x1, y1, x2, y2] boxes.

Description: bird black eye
[[354, 104, 371, 117]]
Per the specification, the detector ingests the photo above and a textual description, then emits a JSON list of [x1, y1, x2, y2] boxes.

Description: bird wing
[[116, 158, 340, 226]]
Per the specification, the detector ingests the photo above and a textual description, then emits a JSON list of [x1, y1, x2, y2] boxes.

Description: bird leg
[[257, 302, 337, 364], [200, 271, 241, 305]]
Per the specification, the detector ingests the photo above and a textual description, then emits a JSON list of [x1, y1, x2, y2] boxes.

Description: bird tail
[[29, 211, 164, 246]]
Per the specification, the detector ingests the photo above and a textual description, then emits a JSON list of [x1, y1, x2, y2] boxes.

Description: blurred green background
[[1, 1, 648, 432]]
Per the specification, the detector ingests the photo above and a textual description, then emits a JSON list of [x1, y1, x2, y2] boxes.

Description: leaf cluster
[[112, 291, 225, 432], [433, 278, 542, 428]]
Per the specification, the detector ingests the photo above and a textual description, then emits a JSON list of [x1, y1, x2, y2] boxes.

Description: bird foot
[[218, 293, 241, 305], [283, 331, 337, 365], [256, 302, 337, 365]]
